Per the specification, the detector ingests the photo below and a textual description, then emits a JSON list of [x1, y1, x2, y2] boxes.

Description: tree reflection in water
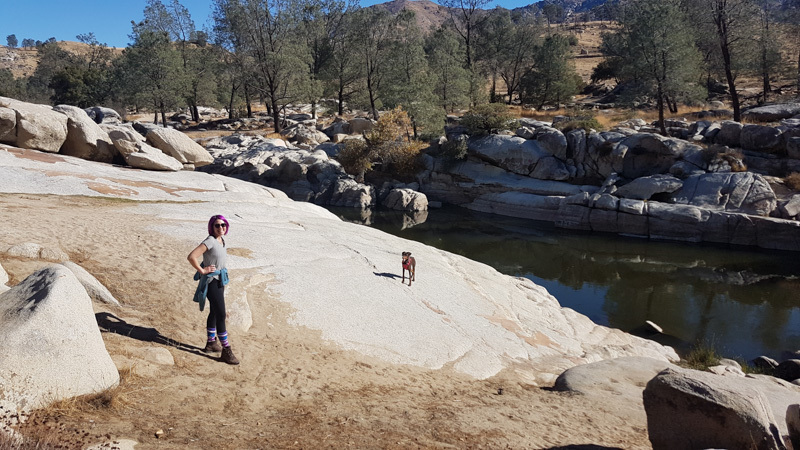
[[328, 205, 800, 360]]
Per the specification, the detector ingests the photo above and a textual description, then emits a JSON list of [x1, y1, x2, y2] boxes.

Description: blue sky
[[0, 0, 530, 49]]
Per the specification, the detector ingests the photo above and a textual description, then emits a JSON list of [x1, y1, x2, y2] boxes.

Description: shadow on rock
[[96, 312, 214, 360]]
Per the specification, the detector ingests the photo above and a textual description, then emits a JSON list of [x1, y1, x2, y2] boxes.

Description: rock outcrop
[[0, 96, 68, 152], [743, 103, 800, 122], [201, 134, 375, 208], [53, 104, 117, 163], [644, 368, 790, 450], [0, 265, 119, 413], [146, 127, 214, 167], [382, 188, 428, 211]]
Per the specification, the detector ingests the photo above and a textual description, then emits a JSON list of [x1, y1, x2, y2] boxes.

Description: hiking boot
[[221, 346, 240, 365], [203, 339, 223, 353]]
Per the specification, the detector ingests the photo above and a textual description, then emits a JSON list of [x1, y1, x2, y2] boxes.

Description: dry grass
[[44, 367, 137, 415], [0, 368, 136, 449], [785, 173, 800, 191], [509, 104, 715, 131]]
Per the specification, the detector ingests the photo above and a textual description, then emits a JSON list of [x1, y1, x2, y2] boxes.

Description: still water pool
[[329, 206, 800, 361]]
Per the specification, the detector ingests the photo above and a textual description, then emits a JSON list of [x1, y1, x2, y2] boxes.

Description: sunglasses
[[214, 223, 227, 229]]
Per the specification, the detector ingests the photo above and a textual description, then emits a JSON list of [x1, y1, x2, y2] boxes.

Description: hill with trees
[[0, 0, 798, 137]]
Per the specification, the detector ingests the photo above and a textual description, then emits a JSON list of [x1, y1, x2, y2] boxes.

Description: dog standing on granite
[[401, 252, 416, 286]]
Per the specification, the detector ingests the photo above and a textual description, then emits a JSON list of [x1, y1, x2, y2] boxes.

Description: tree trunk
[[657, 86, 666, 136], [228, 84, 236, 119], [368, 85, 378, 121], [311, 100, 317, 120], [666, 96, 678, 114], [271, 97, 281, 133], [715, 18, 740, 122], [160, 102, 167, 128], [338, 86, 344, 116], [190, 100, 199, 122], [490, 74, 497, 103], [153, 111, 159, 125], [244, 86, 252, 118]]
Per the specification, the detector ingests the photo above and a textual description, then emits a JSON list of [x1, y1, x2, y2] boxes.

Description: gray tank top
[[201, 235, 227, 280]]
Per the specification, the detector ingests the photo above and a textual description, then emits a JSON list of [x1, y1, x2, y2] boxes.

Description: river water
[[329, 206, 800, 362]]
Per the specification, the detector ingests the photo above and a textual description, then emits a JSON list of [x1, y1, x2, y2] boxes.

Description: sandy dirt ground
[[0, 193, 652, 449]]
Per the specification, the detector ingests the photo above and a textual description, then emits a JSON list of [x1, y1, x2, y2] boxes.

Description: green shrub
[[460, 103, 518, 135], [566, 34, 579, 46], [440, 135, 469, 161], [679, 341, 721, 371]]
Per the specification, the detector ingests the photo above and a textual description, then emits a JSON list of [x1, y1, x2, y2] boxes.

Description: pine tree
[[600, 0, 704, 134], [521, 34, 581, 109], [426, 27, 471, 113]]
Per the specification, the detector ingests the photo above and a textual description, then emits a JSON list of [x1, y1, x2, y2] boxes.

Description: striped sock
[[219, 332, 230, 348], [207, 328, 217, 342]]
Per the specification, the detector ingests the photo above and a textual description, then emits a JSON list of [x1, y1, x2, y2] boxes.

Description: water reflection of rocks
[[334, 208, 429, 230]]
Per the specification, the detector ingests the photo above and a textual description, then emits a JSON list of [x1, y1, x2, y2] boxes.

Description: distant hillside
[[372, 0, 451, 33], [0, 42, 123, 78], [372, 0, 613, 33], [514, 0, 611, 15]]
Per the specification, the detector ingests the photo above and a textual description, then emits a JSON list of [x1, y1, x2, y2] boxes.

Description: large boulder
[[644, 368, 787, 450], [322, 118, 350, 137], [281, 124, 329, 146], [125, 143, 184, 171], [743, 103, 800, 122], [534, 127, 568, 159], [715, 120, 743, 148], [103, 123, 147, 157], [555, 357, 675, 422], [0, 97, 68, 152], [62, 261, 121, 306], [618, 133, 694, 179], [779, 194, 800, 219], [788, 137, 800, 160], [146, 127, 214, 167], [741, 124, 784, 153], [530, 156, 570, 181], [53, 104, 117, 163], [0, 265, 119, 413], [84, 106, 122, 125], [0, 106, 15, 142], [615, 174, 684, 200], [348, 117, 374, 134], [329, 178, 375, 208], [382, 188, 428, 212], [671, 172, 777, 216], [569, 131, 626, 182], [468, 135, 549, 176]]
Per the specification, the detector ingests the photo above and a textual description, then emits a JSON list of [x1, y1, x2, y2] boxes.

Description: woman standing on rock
[[187, 214, 239, 365]]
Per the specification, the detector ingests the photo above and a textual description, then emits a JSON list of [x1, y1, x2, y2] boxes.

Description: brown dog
[[401, 252, 416, 286]]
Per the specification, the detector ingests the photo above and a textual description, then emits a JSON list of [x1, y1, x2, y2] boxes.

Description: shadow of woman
[[373, 272, 401, 279], [95, 312, 216, 360]]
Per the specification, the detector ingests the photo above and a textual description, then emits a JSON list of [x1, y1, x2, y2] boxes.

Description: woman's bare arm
[[187, 244, 214, 274]]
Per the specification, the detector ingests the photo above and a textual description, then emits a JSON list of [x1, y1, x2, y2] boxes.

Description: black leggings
[[206, 278, 226, 334]]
